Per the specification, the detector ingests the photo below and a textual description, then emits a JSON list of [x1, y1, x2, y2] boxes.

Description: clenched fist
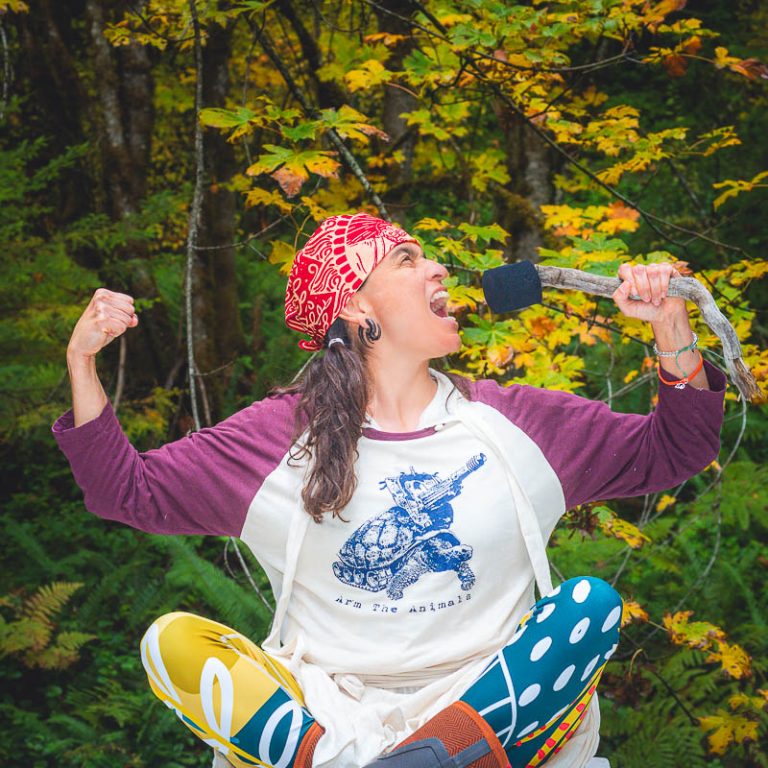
[[67, 288, 139, 359]]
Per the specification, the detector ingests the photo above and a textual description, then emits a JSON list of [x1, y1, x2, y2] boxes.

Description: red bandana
[[285, 213, 417, 351]]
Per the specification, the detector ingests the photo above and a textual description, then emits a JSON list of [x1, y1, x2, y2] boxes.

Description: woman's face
[[354, 242, 461, 360]]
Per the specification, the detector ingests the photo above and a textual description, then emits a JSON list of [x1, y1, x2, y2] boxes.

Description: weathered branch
[[535, 266, 761, 402]]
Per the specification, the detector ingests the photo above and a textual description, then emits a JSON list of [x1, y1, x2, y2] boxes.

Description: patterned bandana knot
[[285, 213, 417, 351]]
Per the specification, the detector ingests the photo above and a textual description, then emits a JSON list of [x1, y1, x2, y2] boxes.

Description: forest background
[[1, 0, 767, 766]]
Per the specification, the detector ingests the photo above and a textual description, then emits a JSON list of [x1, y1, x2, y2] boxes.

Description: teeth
[[430, 290, 449, 308]]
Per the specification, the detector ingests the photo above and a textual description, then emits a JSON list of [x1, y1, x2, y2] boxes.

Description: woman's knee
[[543, 576, 623, 647], [553, 576, 622, 613], [140, 611, 217, 699]]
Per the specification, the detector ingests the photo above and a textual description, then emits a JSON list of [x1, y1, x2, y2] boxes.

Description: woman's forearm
[[651, 311, 710, 390], [67, 352, 109, 427]]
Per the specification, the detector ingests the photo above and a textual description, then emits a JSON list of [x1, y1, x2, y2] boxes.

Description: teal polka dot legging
[[460, 576, 623, 767]]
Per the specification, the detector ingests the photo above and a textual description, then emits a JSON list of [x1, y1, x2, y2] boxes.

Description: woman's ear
[[338, 293, 370, 330]]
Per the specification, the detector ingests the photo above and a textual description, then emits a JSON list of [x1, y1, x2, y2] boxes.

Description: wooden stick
[[535, 265, 761, 403]]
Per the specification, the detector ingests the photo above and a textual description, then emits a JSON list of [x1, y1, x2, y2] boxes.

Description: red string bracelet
[[657, 353, 704, 389]]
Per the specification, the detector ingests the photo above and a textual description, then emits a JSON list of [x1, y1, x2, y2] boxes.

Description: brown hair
[[274, 320, 470, 522]]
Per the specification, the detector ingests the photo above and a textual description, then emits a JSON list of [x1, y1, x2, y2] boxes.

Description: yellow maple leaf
[[621, 599, 649, 627], [712, 170, 768, 210], [599, 515, 651, 549], [344, 60, 394, 93], [414, 218, 453, 232], [244, 187, 293, 213], [707, 641, 752, 680], [268, 240, 296, 276], [299, 196, 330, 223], [447, 284, 485, 312], [699, 712, 759, 755]]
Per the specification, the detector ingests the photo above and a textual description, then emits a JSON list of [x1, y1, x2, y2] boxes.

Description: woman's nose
[[426, 258, 449, 280]]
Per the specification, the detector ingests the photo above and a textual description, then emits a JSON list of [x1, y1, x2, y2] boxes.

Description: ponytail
[[273, 321, 471, 522]]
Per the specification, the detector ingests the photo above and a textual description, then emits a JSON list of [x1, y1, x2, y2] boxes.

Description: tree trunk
[[191, 20, 246, 419], [496, 110, 553, 263]]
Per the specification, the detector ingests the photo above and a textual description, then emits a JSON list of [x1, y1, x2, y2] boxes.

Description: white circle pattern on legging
[[530, 636, 552, 661], [466, 577, 622, 756]]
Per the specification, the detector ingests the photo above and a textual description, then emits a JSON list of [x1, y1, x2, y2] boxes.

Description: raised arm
[[66, 288, 138, 427], [472, 262, 726, 520], [55, 290, 298, 536]]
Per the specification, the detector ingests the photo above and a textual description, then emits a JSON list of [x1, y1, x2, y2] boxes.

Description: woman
[[55, 213, 725, 768]]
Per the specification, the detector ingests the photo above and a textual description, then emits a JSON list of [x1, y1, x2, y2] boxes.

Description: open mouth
[[429, 290, 450, 318]]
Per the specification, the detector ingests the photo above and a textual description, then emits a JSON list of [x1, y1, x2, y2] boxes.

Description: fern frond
[[21, 581, 83, 626]]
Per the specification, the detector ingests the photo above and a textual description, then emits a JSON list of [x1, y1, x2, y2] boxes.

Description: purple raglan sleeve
[[471, 360, 726, 510], [52, 394, 299, 536]]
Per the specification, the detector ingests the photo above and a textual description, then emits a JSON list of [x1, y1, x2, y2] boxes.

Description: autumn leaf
[[597, 202, 641, 234], [414, 218, 453, 232], [730, 58, 768, 80], [268, 240, 296, 275], [656, 494, 677, 512], [663, 611, 725, 648], [707, 640, 752, 679], [699, 712, 759, 755], [246, 145, 340, 197], [344, 60, 395, 92], [271, 167, 304, 197], [598, 512, 651, 549], [662, 53, 687, 77], [363, 32, 408, 48], [244, 187, 293, 213], [621, 599, 650, 627], [448, 284, 485, 312], [712, 170, 768, 210], [318, 106, 389, 144], [689, 125, 741, 157], [457, 222, 510, 244], [299, 195, 330, 223], [643, 0, 687, 33]]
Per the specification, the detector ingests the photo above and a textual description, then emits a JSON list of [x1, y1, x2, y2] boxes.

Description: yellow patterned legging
[[140, 612, 314, 768], [141, 577, 622, 768]]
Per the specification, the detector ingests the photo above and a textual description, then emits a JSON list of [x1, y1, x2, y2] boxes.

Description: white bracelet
[[653, 332, 698, 357]]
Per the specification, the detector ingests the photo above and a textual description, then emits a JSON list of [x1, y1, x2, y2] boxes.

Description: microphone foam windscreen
[[482, 261, 543, 313]]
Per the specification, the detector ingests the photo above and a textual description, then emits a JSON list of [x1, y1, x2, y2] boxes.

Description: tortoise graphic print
[[332, 453, 487, 600]]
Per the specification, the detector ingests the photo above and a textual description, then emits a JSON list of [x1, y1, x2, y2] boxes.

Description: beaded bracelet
[[657, 352, 704, 389], [653, 331, 698, 357]]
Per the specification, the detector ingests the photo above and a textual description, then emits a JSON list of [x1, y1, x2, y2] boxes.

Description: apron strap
[[458, 402, 554, 598]]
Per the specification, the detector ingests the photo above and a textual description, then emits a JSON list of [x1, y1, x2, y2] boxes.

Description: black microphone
[[482, 261, 543, 313]]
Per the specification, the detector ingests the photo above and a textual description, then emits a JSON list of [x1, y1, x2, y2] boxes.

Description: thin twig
[[184, 0, 205, 433], [112, 335, 127, 413], [225, 537, 276, 615], [0, 19, 10, 122]]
